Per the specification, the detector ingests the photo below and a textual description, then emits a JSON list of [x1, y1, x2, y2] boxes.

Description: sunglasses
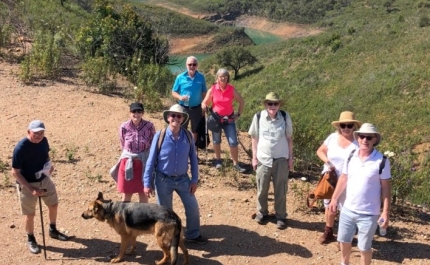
[[266, 102, 279, 106], [340, 123, 354, 129], [171, 113, 183, 119], [358, 134, 374, 141], [187, 63, 197, 67], [131, 110, 143, 114]]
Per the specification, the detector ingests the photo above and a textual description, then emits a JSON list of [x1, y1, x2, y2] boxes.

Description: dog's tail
[[170, 211, 181, 265]]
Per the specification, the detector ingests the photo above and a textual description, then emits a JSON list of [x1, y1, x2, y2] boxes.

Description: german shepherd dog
[[81, 192, 189, 264]]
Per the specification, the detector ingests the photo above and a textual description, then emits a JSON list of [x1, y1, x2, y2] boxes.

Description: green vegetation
[[196, 0, 430, 205], [165, 0, 351, 23], [215, 46, 258, 79], [1, 0, 430, 205]]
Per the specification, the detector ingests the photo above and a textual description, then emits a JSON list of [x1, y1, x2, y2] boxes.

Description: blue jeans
[[155, 172, 200, 239], [337, 207, 379, 251], [212, 121, 238, 147]]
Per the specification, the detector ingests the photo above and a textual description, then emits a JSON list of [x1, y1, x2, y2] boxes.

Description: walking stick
[[204, 110, 208, 163], [39, 194, 47, 259]]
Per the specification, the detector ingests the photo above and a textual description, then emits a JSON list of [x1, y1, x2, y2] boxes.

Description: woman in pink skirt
[[116, 102, 155, 202]]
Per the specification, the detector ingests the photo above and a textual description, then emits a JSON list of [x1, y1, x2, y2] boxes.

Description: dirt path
[[0, 61, 429, 264]]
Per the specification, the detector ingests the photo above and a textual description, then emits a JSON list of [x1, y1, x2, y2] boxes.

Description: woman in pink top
[[202, 68, 246, 172], [116, 102, 155, 203]]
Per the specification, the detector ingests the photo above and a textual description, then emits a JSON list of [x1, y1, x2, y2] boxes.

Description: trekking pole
[[235, 121, 252, 159], [39, 189, 47, 259], [204, 109, 208, 163]]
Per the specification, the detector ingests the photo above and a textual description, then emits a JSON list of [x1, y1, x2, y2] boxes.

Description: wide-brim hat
[[331, 111, 362, 129], [163, 104, 189, 125], [353, 123, 382, 146], [262, 92, 283, 105]]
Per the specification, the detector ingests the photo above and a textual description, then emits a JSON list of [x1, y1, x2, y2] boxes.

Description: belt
[[180, 104, 201, 110], [157, 171, 187, 178]]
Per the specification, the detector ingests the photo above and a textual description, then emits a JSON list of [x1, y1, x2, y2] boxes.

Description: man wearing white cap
[[329, 123, 391, 265], [143, 105, 207, 244], [12, 120, 70, 254]]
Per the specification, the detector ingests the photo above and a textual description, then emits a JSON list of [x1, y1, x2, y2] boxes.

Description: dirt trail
[[0, 61, 429, 264]]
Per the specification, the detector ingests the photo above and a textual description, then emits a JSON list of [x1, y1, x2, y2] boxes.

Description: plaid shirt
[[119, 119, 155, 153]]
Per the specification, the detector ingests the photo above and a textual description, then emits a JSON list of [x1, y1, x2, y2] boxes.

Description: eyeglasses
[[340, 123, 354, 129], [358, 134, 374, 141], [266, 102, 279, 106], [218, 75, 228, 79], [131, 110, 143, 114], [171, 114, 183, 119], [187, 63, 197, 67]]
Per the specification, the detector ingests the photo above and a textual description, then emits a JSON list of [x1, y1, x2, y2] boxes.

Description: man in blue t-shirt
[[12, 120, 70, 254], [171, 56, 207, 153]]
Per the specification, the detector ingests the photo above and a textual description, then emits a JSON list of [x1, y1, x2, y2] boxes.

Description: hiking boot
[[27, 240, 40, 254], [233, 164, 246, 173], [254, 212, 266, 224], [276, 219, 287, 230], [185, 235, 208, 245], [49, 229, 69, 241], [319, 226, 335, 244], [215, 160, 222, 170]]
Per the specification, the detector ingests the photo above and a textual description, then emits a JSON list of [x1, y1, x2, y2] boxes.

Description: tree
[[215, 46, 257, 80]]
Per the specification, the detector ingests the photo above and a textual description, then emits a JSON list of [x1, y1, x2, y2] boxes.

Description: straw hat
[[353, 123, 382, 146], [163, 104, 189, 125], [262, 92, 283, 104], [331, 111, 362, 128]]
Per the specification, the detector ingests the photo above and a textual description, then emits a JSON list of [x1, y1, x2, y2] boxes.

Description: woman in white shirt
[[316, 111, 361, 245]]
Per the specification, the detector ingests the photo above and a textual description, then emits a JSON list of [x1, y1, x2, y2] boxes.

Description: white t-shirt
[[342, 148, 391, 215], [322, 133, 358, 177]]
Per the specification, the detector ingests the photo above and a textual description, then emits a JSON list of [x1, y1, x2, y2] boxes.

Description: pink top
[[119, 119, 155, 153], [212, 83, 234, 116]]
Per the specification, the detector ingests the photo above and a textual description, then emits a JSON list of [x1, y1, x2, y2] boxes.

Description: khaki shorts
[[16, 177, 58, 215]]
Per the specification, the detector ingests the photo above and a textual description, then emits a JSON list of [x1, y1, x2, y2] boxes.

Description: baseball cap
[[28, 120, 45, 132], [129, 102, 144, 112]]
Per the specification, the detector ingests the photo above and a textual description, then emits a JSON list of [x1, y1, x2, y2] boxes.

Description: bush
[[19, 30, 61, 82], [419, 15, 430, 27]]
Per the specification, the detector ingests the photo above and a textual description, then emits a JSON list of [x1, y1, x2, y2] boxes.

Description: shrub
[[419, 15, 430, 27]]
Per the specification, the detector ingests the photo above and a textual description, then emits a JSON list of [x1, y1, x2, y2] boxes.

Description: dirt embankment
[[153, 2, 322, 54]]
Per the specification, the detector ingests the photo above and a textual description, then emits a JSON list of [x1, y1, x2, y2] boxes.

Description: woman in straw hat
[[316, 111, 361, 244]]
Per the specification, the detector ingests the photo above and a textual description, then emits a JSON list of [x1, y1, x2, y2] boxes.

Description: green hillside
[[197, 0, 430, 204], [1, 0, 429, 204]]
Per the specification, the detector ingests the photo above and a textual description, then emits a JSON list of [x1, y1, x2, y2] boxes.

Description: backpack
[[256, 110, 287, 130], [306, 149, 387, 208], [195, 115, 210, 150], [156, 128, 193, 155]]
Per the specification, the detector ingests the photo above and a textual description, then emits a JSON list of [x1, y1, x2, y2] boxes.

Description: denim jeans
[[337, 207, 379, 251], [155, 171, 200, 239], [212, 121, 238, 146]]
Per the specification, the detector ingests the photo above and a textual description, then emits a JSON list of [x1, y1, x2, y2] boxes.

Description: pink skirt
[[117, 158, 144, 193]]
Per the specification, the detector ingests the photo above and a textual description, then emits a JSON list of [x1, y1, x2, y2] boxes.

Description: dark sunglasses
[[340, 123, 354, 129], [187, 63, 197, 67], [266, 102, 279, 106], [171, 113, 183, 119], [131, 110, 143, 114], [358, 134, 374, 141]]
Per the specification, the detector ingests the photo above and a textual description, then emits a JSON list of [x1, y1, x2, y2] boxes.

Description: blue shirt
[[143, 127, 198, 188], [12, 137, 50, 182], [172, 70, 207, 107]]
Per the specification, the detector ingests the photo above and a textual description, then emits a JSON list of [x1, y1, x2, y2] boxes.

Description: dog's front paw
[[110, 256, 123, 263]]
